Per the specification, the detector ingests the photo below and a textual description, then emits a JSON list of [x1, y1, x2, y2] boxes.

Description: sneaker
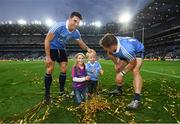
[[44, 95, 52, 105], [70, 91, 74, 96], [109, 89, 122, 95], [59, 91, 65, 96], [127, 100, 140, 109]]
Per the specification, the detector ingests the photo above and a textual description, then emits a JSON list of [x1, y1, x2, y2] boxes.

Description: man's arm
[[44, 32, 54, 57], [44, 32, 54, 66], [76, 39, 95, 53], [122, 59, 136, 74], [107, 52, 118, 64]]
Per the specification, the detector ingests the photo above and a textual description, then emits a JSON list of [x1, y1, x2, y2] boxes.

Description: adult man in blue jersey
[[44, 12, 94, 104], [99, 33, 144, 109]]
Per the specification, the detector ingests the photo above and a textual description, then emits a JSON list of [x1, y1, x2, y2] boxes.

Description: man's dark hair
[[70, 11, 82, 20], [99, 33, 117, 48]]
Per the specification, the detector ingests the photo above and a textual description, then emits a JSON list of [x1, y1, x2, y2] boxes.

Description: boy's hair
[[86, 52, 96, 59], [70, 11, 82, 20], [99, 33, 117, 48]]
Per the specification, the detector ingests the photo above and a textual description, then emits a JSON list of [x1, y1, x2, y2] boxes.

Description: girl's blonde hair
[[74, 53, 85, 67]]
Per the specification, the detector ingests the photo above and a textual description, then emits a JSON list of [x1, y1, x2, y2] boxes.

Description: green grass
[[0, 60, 179, 123]]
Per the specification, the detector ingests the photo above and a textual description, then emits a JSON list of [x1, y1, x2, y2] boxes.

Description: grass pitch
[[0, 60, 179, 123]]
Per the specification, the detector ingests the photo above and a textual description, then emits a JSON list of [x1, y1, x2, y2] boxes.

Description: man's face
[[68, 16, 81, 31], [104, 45, 117, 53]]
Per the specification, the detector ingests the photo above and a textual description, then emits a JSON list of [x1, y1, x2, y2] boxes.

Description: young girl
[[86, 52, 104, 97], [72, 53, 90, 105]]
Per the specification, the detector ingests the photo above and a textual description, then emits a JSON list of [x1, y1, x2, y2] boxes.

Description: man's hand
[[45, 56, 52, 67], [87, 48, 96, 54], [114, 60, 124, 73]]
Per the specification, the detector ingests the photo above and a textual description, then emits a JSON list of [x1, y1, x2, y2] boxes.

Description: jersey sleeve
[[98, 62, 102, 69], [48, 23, 63, 36], [72, 67, 75, 77], [121, 45, 136, 62], [73, 29, 81, 41], [127, 50, 136, 62]]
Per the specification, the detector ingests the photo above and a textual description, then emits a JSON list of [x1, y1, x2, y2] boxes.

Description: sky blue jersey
[[112, 36, 144, 62], [48, 20, 81, 50], [85, 61, 102, 81]]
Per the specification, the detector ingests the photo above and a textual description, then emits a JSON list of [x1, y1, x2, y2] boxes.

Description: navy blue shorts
[[136, 51, 144, 59], [50, 49, 68, 63], [119, 51, 144, 61]]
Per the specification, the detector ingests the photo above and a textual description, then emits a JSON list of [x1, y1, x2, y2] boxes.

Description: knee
[[115, 74, 123, 84], [132, 69, 140, 76], [61, 66, 67, 73], [46, 66, 54, 74]]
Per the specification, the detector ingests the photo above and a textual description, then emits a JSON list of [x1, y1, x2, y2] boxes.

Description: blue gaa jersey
[[113, 36, 144, 62], [48, 20, 81, 50], [85, 61, 102, 81]]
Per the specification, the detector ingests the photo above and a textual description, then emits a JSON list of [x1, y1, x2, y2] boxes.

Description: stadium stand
[[0, 0, 180, 60]]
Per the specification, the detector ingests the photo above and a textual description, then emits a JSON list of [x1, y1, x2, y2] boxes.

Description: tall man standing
[[44, 12, 94, 104]]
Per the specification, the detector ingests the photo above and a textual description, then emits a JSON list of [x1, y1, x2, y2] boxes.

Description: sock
[[133, 93, 140, 101], [59, 72, 66, 92], [117, 85, 123, 92], [44, 73, 52, 96]]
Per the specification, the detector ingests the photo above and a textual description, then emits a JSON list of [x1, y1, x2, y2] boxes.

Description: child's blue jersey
[[112, 36, 144, 62], [48, 21, 81, 50], [85, 61, 102, 81]]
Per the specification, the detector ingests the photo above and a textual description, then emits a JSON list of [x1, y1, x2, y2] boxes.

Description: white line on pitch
[[100, 61, 180, 79], [141, 69, 180, 79]]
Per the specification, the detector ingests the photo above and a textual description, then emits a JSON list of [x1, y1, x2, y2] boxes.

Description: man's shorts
[[136, 51, 144, 59], [50, 49, 68, 63]]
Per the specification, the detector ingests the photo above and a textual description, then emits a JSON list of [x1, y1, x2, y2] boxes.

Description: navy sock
[[44, 73, 52, 96], [133, 93, 140, 101], [117, 85, 123, 92], [59, 72, 66, 92]]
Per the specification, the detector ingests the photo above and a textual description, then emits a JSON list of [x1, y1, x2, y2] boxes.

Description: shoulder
[[85, 62, 90, 67], [74, 29, 81, 36], [72, 66, 78, 70], [95, 61, 101, 66], [49, 22, 66, 33], [95, 61, 99, 64]]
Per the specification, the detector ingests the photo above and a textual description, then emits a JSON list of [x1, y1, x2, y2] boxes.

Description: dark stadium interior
[[0, 0, 180, 60]]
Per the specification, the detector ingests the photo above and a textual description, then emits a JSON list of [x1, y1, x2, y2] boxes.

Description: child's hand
[[100, 69, 104, 75], [85, 76, 90, 80]]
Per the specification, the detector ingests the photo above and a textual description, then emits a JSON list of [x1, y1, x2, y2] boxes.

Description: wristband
[[46, 56, 51, 59], [120, 71, 126, 76]]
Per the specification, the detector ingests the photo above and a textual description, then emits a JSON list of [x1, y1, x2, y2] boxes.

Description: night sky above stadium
[[0, 0, 152, 24]]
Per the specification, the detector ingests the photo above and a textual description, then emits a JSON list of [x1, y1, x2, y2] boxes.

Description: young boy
[[86, 52, 104, 97]]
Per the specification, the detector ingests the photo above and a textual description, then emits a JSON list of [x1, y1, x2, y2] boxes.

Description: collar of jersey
[[113, 37, 121, 54], [66, 20, 73, 33], [88, 61, 96, 66]]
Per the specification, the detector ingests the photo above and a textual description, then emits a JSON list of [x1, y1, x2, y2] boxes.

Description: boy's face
[[88, 53, 96, 63], [104, 45, 117, 53]]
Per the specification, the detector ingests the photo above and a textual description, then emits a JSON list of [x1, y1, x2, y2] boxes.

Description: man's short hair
[[99, 33, 117, 48], [70, 11, 82, 20]]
